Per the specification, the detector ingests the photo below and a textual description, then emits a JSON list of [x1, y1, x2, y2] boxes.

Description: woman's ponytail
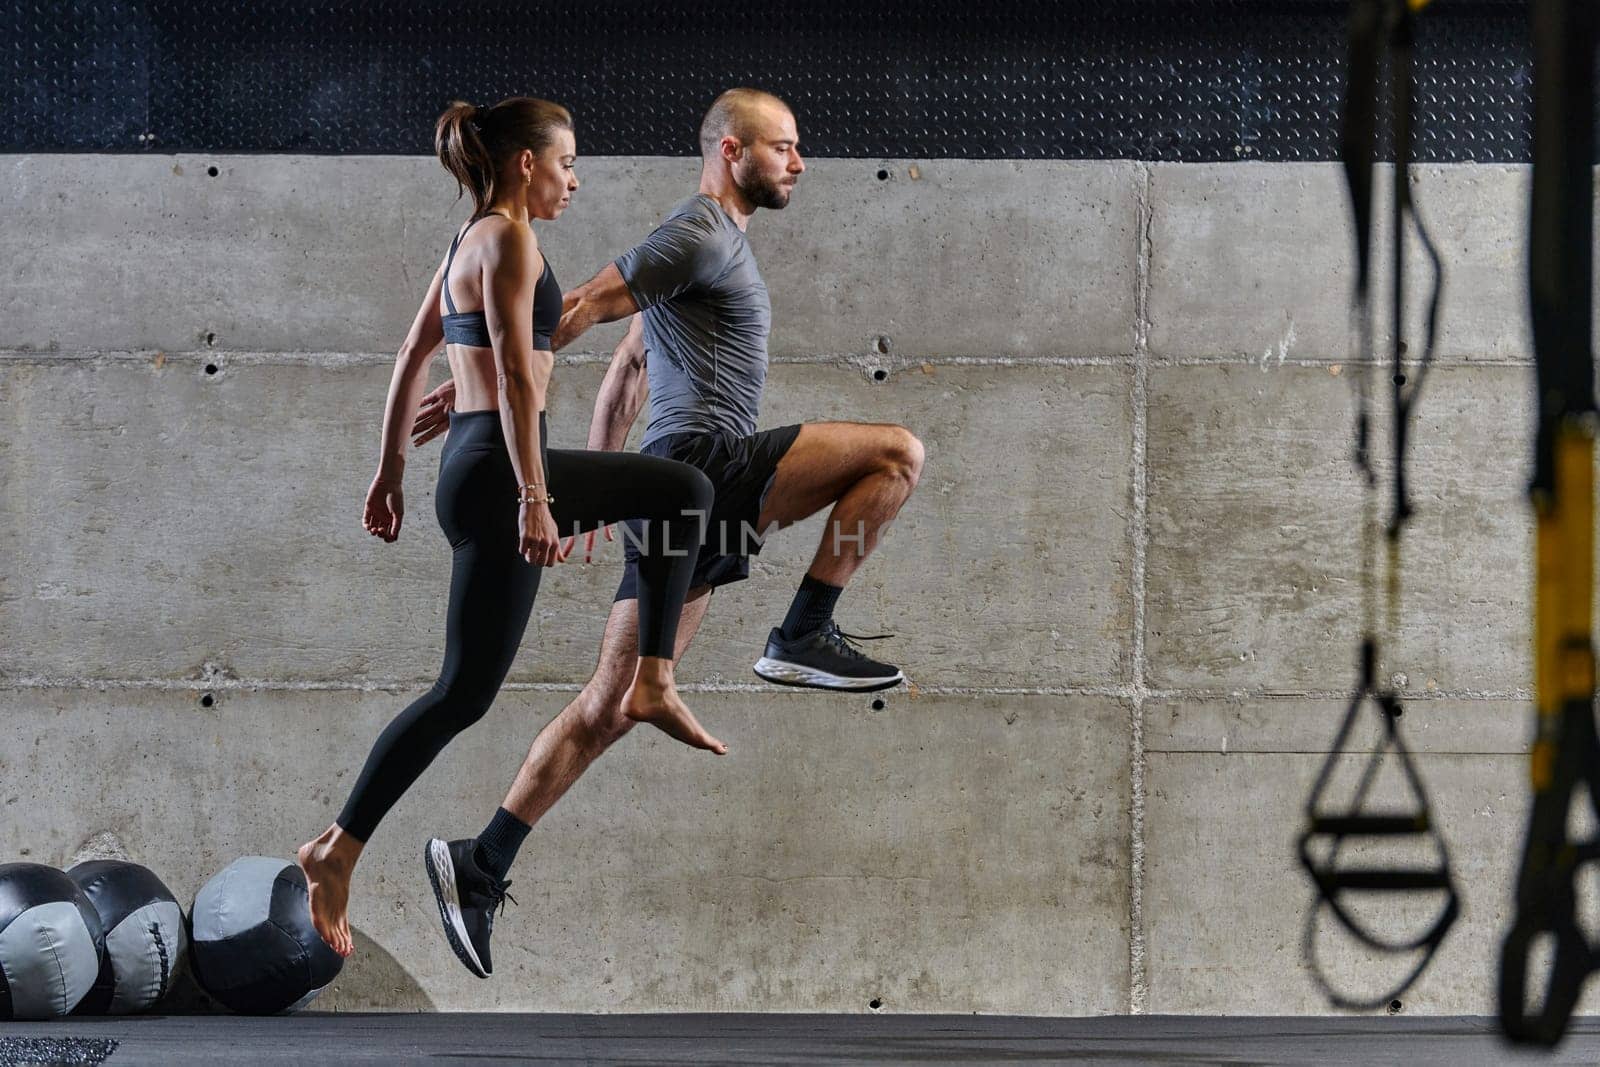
[[435, 100, 498, 217]]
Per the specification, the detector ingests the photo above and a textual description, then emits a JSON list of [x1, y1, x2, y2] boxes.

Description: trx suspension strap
[[1499, 0, 1600, 1046], [1297, 0, 1460, 1011]]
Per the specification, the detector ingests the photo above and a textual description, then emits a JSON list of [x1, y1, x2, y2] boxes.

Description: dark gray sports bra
[[440, 215, 562, 351]]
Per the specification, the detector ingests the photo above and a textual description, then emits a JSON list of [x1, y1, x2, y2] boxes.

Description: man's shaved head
[[697, 87, 804, 213], [698, 88, 792, 160]]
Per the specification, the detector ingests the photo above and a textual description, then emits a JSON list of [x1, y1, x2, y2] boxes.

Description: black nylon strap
[[1298, 0, 1460, 1014], [1499, 7, 1600, 1045]]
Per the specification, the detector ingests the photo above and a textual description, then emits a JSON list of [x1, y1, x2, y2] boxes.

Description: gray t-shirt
[[614, 194, 772, 447]]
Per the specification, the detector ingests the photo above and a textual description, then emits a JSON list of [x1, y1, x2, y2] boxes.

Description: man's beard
[[738, 169, 792, 210]]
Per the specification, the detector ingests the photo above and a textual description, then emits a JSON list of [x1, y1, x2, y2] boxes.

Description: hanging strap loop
[[1299, 0, 1459, 1011]]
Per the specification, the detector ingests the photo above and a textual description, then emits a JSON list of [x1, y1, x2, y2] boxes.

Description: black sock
[[473, 807, 531, 883], [780, 574, 843, 640]]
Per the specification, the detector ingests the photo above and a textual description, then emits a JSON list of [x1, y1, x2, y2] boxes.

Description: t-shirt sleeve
[[614, 211, 729, 310]]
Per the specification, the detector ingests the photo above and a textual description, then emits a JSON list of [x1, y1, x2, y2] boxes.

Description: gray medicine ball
[[187, 856, 343, 1014], [67, 860, 186, 1014], [0, 862, 105, 1019]]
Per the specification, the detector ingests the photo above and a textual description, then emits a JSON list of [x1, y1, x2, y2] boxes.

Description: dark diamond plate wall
[[6, 0, 1534, 160]]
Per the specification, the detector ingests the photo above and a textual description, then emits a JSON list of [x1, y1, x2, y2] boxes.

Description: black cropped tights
[[336, 411, 712, 842]]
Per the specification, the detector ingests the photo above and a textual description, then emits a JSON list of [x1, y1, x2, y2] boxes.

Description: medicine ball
[[0, 862, 105, 1019], [187, 856, 342, 1014], [67, 860, 186, 1014]]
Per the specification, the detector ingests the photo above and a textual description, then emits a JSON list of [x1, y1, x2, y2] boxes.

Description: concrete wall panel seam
[[1126, 160, 1156, 1016]]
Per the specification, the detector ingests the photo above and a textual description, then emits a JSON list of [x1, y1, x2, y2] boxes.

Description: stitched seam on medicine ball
[[153, 920, 171, 1001], [40, 923, 68, 1015], [261, 916, 313, 1010]]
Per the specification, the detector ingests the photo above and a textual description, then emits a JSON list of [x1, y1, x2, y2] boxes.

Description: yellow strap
[[1532, 424, 1595, 790]]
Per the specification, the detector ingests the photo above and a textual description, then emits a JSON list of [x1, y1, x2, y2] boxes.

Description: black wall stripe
[[8, 0, 1538, 161]]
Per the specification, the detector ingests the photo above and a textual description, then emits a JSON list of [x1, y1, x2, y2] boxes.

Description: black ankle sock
[[474, 807, 531, 883], [780, 574, 843, 640]]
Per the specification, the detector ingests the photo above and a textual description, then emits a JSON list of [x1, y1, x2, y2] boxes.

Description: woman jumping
[[297, 97, 726, 966]]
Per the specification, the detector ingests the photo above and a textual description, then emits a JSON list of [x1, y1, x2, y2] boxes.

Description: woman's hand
[[412, 379, 457, 447], [520, 500, 569, 567], [363, 475, 404, 542]]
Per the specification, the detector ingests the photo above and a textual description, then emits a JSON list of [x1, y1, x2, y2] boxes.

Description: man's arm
[[589, 314, 649, 451], [553, 263, 639, 352], [558, 209, 725, 351], [559, 313, 649, 562]]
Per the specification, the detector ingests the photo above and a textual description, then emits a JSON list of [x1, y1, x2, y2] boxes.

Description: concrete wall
[[0, 155, 1562, 1014]]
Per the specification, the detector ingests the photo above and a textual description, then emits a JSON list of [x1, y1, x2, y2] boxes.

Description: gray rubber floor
[[4, 1014, 1600, 1066]]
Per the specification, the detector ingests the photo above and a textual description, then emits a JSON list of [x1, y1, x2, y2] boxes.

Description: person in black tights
[[296, 96, 721, 962]]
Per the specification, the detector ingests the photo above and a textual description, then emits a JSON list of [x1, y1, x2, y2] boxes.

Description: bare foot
[[296, 837, 356, 958], [623, 680, 728, 754]]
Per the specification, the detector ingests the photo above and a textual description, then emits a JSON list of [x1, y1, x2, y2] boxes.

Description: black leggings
[[336, 410, 712, 842]]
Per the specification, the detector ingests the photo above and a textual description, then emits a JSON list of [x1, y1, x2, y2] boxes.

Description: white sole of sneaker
[[425, 837, 488, 979], [753, 656, 905, 692]]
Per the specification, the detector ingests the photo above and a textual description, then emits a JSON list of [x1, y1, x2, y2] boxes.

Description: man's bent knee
[[883, 425, 925, 486]]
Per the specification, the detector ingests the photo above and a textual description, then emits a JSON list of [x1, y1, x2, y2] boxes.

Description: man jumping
[[417, 88, 924, 978]]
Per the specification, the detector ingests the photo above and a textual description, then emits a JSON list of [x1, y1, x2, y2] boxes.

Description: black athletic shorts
[[615, 423, 803, 601]]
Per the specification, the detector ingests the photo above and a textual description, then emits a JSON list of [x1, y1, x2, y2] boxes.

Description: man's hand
[[412, 379, 457, 447], [561, 524, 616, 564]]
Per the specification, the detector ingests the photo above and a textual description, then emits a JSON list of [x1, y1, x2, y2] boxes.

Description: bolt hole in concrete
[[869, 998, 883, 1010], [871, 698, 886, 711], [1394, 373, 1407, 386], [199, 693, 214, 708], [875, 168, 889, 181], [207, 164, 219, 177], [872, 368, 888, 382], [1388, 999, 1404, 1015], [204, 363, 219, 376]]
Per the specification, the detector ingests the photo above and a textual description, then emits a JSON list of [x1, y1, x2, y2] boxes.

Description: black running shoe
[[753, 621, 905, 692], [424, 837, 515, 979]]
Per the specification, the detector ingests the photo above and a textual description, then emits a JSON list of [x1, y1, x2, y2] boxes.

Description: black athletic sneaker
[[424, 837, 515, 979], [753, 621, 905, 692]]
